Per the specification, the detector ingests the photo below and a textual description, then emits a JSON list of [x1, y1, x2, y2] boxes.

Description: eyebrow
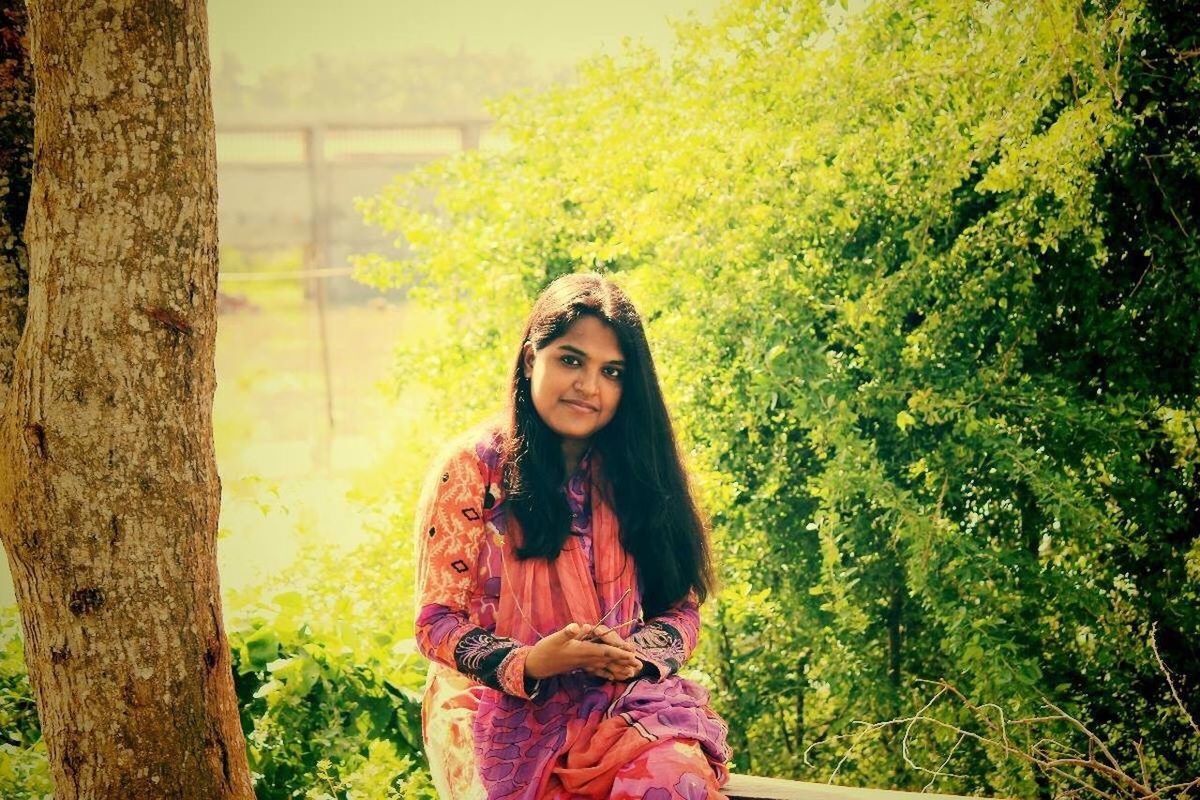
[[557, 343, 625, 366]]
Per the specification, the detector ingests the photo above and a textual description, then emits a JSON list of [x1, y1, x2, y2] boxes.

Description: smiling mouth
[[562, 399, 599, 413]]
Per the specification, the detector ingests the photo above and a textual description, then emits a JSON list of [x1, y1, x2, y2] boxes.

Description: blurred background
[[1, 0, 722, 606], [204, 0, 723, 595]]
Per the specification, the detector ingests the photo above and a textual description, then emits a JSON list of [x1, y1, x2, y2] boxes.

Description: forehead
[[549, 315, 624, 360]]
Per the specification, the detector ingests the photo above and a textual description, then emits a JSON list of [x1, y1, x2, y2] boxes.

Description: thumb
[[559, 622, 583, 640]]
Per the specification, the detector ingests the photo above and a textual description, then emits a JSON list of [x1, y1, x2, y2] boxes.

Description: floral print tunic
[[414, 428, 729, 799]]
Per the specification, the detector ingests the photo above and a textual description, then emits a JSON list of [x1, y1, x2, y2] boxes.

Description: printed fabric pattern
[[414, 428, 730, 799]]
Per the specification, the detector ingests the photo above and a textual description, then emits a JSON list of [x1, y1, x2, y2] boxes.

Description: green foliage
[[2, 1, 1196, 797], [0, 596, 433, 800], [357, 0, 1200, 795], [228, 589, 428, 799], [0, 611, 51, 800]]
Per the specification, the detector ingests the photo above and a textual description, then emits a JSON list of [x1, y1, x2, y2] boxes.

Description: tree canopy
[[358, 0, 1200, 795]]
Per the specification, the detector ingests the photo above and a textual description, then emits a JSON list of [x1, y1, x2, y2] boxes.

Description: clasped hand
[[525, 622, 644, 682]]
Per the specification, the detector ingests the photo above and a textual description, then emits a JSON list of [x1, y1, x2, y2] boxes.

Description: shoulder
[[416, 424, 507, 526], [424, 422, 506, 488]]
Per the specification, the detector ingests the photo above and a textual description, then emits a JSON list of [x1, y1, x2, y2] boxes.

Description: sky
[[207, 0, 725, 80]]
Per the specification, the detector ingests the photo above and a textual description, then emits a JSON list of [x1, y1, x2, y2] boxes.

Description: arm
[[413, 446, 538, 699], [628, 590, 701, 680]]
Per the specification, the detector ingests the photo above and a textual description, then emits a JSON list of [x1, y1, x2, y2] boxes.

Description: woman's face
[[523, 315, 625, 445]]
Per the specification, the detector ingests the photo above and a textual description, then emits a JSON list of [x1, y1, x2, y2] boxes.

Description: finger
[[578, 650, 639, 673], [597, 654, 641, 672], [600, 643, 642, 663], [586, 627, 629, 649], [605, 663, 635, 681], [607, 662, 636, 680], [584, 625, 623, 647], [590, 643, 640, 664], [603, 628, 639, 651], [590, 624, 640, 650], [572, 641, 622, 667]]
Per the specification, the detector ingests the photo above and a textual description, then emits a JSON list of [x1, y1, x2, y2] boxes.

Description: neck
[[561, 438, 589, 477]]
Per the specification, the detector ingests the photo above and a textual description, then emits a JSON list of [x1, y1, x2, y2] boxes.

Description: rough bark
[[0, 1, 254, 797]]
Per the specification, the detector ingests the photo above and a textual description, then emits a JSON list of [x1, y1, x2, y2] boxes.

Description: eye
[[603, 366, 624, 380], [560, 354, 581, 367]]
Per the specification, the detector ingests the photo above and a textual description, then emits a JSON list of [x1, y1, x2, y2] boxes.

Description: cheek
[[529, 375, 550, 410], [529, 363, 566, 410], [534, 363, 567, 396]]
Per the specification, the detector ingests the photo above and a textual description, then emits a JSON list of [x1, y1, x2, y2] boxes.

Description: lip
[[562, 399, 600, 413]]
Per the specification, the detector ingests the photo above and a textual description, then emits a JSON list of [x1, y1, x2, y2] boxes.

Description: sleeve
[[628, 590, 701, 681], [413, 446, 539, 699]]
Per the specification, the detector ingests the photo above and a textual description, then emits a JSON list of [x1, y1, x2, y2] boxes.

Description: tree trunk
[[0, 1, 254, 797]]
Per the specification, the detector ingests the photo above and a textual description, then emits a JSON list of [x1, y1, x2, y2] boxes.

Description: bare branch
[[1149, 623, 1200, 739], [809, 672, 1198, 799]]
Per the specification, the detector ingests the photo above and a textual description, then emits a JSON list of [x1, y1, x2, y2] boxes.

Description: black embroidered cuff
[[453, 627, 520, 692], [629, 621, 687, 679]]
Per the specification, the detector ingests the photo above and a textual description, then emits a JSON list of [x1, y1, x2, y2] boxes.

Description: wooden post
[[461, 120, 483, 151], [303, 125, 331, 295], [303, 125, 334, 468]]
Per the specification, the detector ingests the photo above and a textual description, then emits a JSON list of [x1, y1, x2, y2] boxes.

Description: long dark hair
[[502, 272, 715, 617]]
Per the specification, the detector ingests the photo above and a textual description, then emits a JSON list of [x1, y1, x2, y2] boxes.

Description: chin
[[549, 419, 597, 440]]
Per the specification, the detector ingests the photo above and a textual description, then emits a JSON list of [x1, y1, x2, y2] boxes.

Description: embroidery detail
[[456, 631, 507, 671], [632, 625, 673, 650], [453, 628, 519, 692], [631, 621, 687, 677], [496, 646, 539, 699]]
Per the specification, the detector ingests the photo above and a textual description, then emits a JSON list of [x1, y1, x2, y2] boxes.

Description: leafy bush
[[0, 611, 51, 800], [228, 590, 430, 799], [356, 0, 1200, 795], [0, 600, 433, 800]]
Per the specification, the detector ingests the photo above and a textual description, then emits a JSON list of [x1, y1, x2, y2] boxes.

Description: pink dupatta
[[494, 465, 641, 644]]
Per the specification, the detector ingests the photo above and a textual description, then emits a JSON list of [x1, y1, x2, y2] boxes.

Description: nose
[[574, 369, 599, 396]]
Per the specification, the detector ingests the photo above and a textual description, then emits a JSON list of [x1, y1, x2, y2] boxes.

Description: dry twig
[[805, 629, 1198, 799]]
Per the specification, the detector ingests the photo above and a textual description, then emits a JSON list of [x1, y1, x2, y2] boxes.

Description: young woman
[[414, 273, 730, 799]]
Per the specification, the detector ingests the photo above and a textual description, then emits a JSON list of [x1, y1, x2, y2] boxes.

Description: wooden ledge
[[725, 773, 978, 800]]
